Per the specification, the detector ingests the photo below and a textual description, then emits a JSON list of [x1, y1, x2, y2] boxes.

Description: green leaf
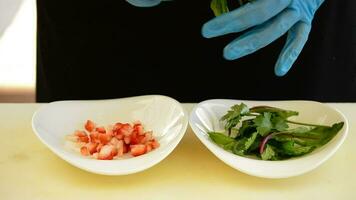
[[273, 122, 344, 147], [223, 141, 236, 151], [236, 119, 255, 138], [232, 138, 247, 156], [253, 112, 272, 136], [261, 144, 276, 160], [250, 106, 299, 119], [271, 115, 289, 131], [280, 141, 314, 156], [244, 132, 258, 150], [210, 0, 229, 17], [208, 132, 234, 145], [221, 103, 250, 132], [247, 134, 261, 152], [230, 132, 259, 156]]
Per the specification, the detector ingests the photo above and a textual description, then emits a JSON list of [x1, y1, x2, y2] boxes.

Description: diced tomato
[[130, 144, 147, 157], [80, 146, 89, 156], [85, 120, 95, 132]]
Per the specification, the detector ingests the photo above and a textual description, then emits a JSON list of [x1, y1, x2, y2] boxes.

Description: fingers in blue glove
[[274, 22, 311, 76], [202, 0, 291, 38], [224, 8, 300, 60], [126, 0, 162, 7]]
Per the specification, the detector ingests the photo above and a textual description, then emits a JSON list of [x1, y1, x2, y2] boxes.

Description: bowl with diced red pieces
[[32, 95, 188, 175]]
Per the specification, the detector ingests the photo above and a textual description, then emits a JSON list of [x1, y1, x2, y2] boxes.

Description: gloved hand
[[126, 0, 163, 7], [202, 0, 325, 76]]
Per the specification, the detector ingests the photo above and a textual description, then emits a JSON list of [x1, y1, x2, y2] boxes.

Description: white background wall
[[0, 0, 36, 102]]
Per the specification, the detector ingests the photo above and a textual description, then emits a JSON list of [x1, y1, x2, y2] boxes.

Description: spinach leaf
[[273, 122, 344, 147], [208, 131, 234, 145]]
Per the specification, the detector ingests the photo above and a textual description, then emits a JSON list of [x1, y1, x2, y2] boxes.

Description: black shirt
[[36, 0, 356, 102]]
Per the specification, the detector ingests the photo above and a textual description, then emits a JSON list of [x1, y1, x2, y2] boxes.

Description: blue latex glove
[[126, 0, 163, 7], [202, 0, 325, 76]]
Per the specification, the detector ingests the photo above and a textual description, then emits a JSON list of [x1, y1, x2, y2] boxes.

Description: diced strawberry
[[120, 123, 133, 136], [124, 136, 131, 144], [89, 131, 100, 143], [111, 147, 118, 157], [96, 143, 104, 152], [85, 120, 95, 132], [123, 143, 129, 153], [146, 143, 153, 153], [113, 123, 124, 131], [74, 130, 86, 137], [151, 139, 160, 149], [134, 124, 144, 135], [78, 135, 89, 143], [130, 144, 147, 157], [138, 135, 146, 144], [80, 146, 89, 156], [95, 126, 106, 133], [144, 131, 153, 141], [87, 143, 98, 155], [98, 133, 111, 144], [106, 129, 114, 137], [98, 145, 115, 160], [130, 131, 140, 145], [115, 133, 124, 140], [109, 137, 119, 145], [116, 140, 124, 157], [133, 120, 142, 125]]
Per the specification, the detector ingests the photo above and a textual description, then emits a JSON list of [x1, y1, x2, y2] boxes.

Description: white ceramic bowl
[[189, 99, 348, 178], [32, 95, 188, 175]]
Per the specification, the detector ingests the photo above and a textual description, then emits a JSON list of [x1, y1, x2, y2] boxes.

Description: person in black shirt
[[37, 0, 356, 102]]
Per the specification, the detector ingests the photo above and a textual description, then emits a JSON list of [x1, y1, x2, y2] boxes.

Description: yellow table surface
[[0, 103, 355, 200]]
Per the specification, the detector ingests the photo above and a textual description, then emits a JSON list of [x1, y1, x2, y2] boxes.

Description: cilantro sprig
[[208, 103, 344, 161]]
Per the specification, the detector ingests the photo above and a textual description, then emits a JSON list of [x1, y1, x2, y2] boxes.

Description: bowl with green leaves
[[189, 99, 348, 178]]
